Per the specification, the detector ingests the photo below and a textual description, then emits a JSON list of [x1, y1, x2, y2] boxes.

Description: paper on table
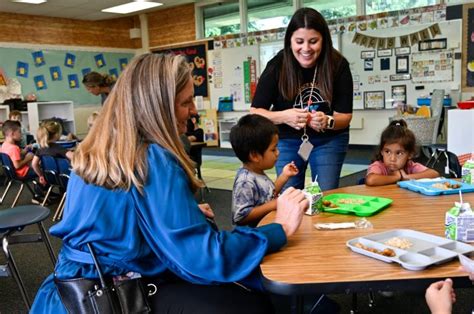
[[458, 254, 474, 273]]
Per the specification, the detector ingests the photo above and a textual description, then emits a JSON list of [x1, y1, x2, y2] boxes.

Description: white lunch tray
[[346, 229, 474, 271]]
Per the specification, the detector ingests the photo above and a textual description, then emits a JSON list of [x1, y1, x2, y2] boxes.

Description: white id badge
[[298, 139, 313, 161]]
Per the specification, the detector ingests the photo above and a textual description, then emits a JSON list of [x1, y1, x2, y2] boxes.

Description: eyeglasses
[[381, 149, 407, 159]]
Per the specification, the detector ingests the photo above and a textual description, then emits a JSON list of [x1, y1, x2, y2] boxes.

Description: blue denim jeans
[[275, 131, 349, 191]]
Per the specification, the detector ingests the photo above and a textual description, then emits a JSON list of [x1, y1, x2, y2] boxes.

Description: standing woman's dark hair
[[280, 7, 341, 103], [374, 119, 417, 161], [82, 72, 115, 88]]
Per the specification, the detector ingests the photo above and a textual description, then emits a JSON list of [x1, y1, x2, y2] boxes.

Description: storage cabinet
[[26, 101, 75, 138]]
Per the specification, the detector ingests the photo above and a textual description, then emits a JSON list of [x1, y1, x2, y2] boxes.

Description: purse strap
[[86, 243, 107, 289]]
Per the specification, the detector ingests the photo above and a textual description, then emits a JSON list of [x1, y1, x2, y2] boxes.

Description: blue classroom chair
[[52, 157, 71, 221]]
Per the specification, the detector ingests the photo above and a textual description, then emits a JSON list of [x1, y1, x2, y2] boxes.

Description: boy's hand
[[39, 176, 47, 186], [24, 152, 34, 162], [282, 161, 299, 178]]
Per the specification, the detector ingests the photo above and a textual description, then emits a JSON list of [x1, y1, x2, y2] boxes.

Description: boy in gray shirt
[[230, 114, 298, 227]]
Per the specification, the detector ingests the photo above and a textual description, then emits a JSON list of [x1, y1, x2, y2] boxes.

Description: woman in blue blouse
[[31, 53, 308, 313]]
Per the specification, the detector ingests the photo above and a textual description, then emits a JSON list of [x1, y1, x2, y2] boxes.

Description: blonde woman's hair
[[73, 53, 202, 193], [37, 120, 62, 148]]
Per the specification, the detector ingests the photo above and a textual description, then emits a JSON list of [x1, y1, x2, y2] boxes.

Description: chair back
[[0, 152, 18, 180], [40, 155, 60, 186], [56, 157, 71, 189], [430, 89, 444, 144]]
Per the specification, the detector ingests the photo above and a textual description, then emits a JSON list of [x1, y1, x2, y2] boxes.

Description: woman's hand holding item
[[425, 278, 455, 314], [307, 111, 327, 132], [198, 203, 215, 219], [274, 187, 308, 237], [285, 108, 310, 130]]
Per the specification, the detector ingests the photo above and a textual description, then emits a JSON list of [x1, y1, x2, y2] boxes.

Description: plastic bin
[[417, 98, 452, 107]]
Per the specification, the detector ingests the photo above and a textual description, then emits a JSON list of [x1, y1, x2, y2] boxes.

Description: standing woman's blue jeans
[[275, 131, 349, 191]]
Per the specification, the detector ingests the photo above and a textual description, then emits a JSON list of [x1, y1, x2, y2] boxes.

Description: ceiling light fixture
[[12, 0, 47, 3], [102, 1, 162, 14]]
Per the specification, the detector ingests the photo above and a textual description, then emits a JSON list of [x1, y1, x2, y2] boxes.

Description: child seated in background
[[9, 110, 30, 148], [366, 119, 439, 186], [230, 114, 298, 227], [31, 120, 73, 185], [1, 120, 44, 203], [87, 111, 100, 131]]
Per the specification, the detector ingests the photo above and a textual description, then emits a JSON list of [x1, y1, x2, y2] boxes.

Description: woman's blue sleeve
[[132, 146, 286, 285]]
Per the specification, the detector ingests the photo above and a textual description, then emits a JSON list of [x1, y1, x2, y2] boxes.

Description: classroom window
[[247, 0, 294, 32], [366, 0, 437, 15], [304, 0, 356, 20], [204, 1, 240, 38]]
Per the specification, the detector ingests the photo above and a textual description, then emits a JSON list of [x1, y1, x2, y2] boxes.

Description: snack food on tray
[[303, 181, 323, 215], [354, 242, 396, 257], [432, 182, 461, 190], [384, 237, 413, 249]]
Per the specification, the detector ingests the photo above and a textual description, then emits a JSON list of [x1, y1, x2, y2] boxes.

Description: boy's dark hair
[[374, 119, 417, 161], [230, 114, 278, 163], [2, 120, 21, 136]]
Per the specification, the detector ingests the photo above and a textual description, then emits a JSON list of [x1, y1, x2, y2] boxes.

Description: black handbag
[[54, 243, 153, 314]]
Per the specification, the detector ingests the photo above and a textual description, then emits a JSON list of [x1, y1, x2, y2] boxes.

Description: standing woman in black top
[[251, 8, 353, 191]]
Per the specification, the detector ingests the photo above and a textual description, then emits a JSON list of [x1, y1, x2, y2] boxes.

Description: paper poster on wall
[[68, 74, 79, 89], [230, 83, 242, 103], [64, 53, 76, 68], [119, 58, 128, 71], [49, 66, 62, 81], [16, 61, 29, 78], [0, 68, 7, 86], [82, 68, 91, 77], [412, 50, 453, 83], [34, 75, 47, 90], [153, 42, 209, 97], [32, 51, 45, 67], [95, 54, 106, 68], [109, 68, 118, 81], [463, 4, 474, 90]]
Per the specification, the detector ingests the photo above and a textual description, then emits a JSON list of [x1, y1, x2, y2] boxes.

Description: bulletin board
[[207, 45, 260, 111], [152, 41, 210, 97], [0, 46, 133, 105], [342, 19, 461, 110]]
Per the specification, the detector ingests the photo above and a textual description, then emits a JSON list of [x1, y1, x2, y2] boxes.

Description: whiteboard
[[208, 45, 260, 111], [342, 20, 461, 110]]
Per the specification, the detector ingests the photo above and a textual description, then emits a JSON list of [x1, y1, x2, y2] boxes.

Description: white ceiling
[[0, 0, 198, 20]]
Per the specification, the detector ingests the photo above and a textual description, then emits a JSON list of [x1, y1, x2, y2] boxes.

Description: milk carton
[[303, 181, 323, 215], [462, 160, 474, 184], [445, 202, 474, 242]]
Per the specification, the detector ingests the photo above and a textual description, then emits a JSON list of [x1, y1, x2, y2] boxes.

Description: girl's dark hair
[[374, 119, 417, 161], [280, 7, 343, 103], [230, 114, 278, 163]]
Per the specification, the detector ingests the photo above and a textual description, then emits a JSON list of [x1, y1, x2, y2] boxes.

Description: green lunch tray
[[321, 193, 393, 216]]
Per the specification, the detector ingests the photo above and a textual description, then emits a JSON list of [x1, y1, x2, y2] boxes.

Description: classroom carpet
[[201, 155, 368, 190]]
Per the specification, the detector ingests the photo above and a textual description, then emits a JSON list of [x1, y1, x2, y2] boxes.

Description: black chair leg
[[37, 222, 57, 265], [2, 235, 31, 310]]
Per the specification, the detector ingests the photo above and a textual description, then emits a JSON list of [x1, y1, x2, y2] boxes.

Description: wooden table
[[260, 184, 474, 299]]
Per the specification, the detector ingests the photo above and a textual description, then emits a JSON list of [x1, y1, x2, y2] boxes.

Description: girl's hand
[[274, 187, 308, 237], [285, 108, 310, 130], [307, 111, 327, 132], [198, 203, 215, 219], [425, 278, 456, 314], [399, 169, 408, 180], [282, 161, 299, 178], [39, 175, 47, 186]]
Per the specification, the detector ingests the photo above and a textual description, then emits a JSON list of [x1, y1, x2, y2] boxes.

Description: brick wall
[[0, 12, 141, 49], [148, 3, 196, 48]]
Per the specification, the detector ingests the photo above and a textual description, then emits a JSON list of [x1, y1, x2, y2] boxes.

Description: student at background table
[[31, 53, 308, 313], [250, 7, 353, 191], [366, 119, 439, 186], [82, 71, 116, 105]]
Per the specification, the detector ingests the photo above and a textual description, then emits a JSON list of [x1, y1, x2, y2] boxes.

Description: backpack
[[422, 147, 462, 178]]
